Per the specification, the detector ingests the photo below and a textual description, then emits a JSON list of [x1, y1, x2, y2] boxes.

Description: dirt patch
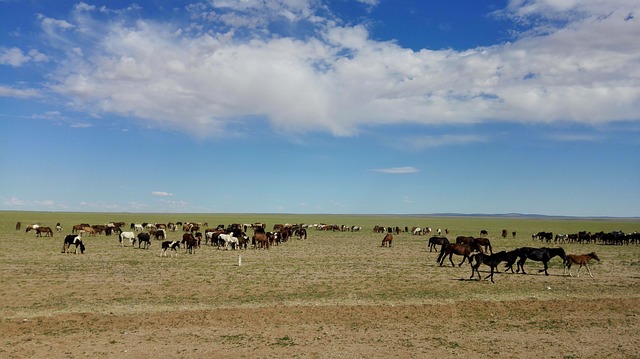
[[2, 298, 638, 358]]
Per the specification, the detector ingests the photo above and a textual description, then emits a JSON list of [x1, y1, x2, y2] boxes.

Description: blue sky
[[1, 0, 639, 217]]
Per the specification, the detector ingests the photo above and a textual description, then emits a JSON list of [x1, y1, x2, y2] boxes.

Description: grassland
[[1, 211, 639, 358]]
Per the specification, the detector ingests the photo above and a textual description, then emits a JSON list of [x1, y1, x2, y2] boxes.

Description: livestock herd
[[16, 220, 639, 283]]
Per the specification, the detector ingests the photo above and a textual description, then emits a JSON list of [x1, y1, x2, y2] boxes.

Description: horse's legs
[[517, 259, 527, 274], [448, 253, 456, 267], [458, 255, 467, 267], [538, 261, 549, 275], [585, 263, 594, 278]]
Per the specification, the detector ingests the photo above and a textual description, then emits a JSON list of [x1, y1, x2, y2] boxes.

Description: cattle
[[137, 232, 151, 249], [119, 232, 136, 247], [161, 241, 180, 257], [62, 234, 85, 254]]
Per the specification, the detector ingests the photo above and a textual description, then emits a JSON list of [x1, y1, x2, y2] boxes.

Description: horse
[[252, 232, 270, 249], [119, 232, 136, 247], [62, 235, 85, 254], [55, 223, 63, 232], [480, 229, 488, 237], [428, 236, 449, 252], [182, 233, 199, 253], [295, 228, 307, 239], [564, 252, 600, 277], [515, 247, 566, 275], [15, 222, 21, 230], [381, 233, 393, 247], [160, 240, 180, 257], [438, 242, 483, 267], [502, 249, 522, 273], [35, 227, 54, 237], [475, 237, 493, 254], [469, 251, 510, 283], [25, 224, 39, 233], [137, 232, 151, 249]]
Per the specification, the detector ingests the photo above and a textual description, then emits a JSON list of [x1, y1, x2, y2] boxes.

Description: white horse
[[218, 233, 239, 250]]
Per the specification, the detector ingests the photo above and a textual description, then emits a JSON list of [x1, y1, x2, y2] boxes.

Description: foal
[[563, 252, 600, 278]]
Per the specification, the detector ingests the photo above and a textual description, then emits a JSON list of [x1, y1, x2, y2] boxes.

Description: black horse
[[515, 247, 566, 275], [428, 236, 449, 252], [469, 251, 510, 283]]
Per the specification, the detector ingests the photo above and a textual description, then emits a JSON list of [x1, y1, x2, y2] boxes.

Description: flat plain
[[1, 211, 639, 358]]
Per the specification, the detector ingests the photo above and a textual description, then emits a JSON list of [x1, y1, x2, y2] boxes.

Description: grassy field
[[1, 211, 639, 358]]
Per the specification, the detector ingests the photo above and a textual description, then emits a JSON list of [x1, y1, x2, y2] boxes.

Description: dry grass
[[1, 212, 639, 358]]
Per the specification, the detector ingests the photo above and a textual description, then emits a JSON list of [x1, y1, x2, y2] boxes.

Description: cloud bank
[[6, 0, 640, 137]]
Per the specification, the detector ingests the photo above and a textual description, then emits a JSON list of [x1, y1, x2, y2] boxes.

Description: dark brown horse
[[564, 252, 600, 277], [469, 251, 510, 283], [428, 236, 449, 252], [381, 233, 393, 247], [438, 242, 483, 267], [515, 247, 566, 275], [475, 237, 493, 254]]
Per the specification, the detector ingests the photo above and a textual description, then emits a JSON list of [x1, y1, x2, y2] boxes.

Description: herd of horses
[[421, 234, 601, 283], [19, 220, 607, 282]]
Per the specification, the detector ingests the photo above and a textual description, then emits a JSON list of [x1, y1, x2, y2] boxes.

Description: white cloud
[[0, 47, 48, 67], [37, 1, 640, 138], [0, 85, 40, 98], [152, 191, 173, 197], [372, 167, 419, 174]]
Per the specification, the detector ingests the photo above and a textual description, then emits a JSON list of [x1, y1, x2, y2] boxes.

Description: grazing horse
[[428, 236, 449, 252], [516, 247, 566, 275], [469, 251, 510, 283], [62, 235, 85, 254], [564, 252, 600, 278], [160, 240, 180, 257], [438, 242, 483, 267], [182, 233, 199, 253], [119, 232, 136, 247], [35, 227, 54, 237], [137, 232, 151, 249], [25, 224, 39, 233], [381, 233, 393, 247], [501, 229, 508, 239], [295, 228, 307, 239], [252, 232, 270, 249], [480, 229, 488, 237], [15, 222, 21, 230]]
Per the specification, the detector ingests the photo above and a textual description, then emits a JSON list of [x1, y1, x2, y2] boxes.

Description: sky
[[1, 0, 639, 217]]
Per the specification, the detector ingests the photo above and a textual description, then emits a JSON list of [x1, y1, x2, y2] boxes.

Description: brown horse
[[438, 242, 483, 267], [564, 252, 600, 277], [381, 233, 393, 247], [35, 226, 53, 237]]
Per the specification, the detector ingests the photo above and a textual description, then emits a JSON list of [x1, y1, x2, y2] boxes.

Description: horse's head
[[590, 252, 600, 261]]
